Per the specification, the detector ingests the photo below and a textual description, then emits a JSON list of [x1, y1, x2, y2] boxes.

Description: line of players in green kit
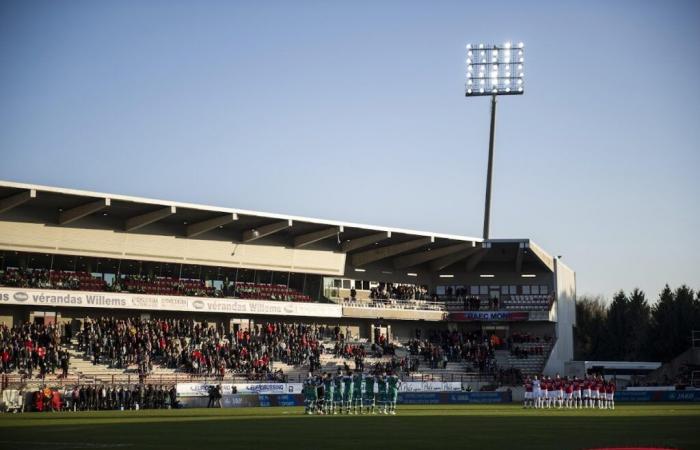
[[302, 368, 401, 415]]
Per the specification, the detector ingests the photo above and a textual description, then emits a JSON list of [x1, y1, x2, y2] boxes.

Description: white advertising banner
[[399, 381, 463, 392], [0, 287, 342, 318], [176, 382, 303, 397]]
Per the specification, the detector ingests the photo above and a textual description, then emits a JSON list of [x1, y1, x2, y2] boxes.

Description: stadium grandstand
[[0, 180, 575, 389]]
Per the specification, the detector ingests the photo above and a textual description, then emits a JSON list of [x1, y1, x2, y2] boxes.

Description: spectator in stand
[[406, 329, 497, 374], [0, 321, 62, 379], [0, 267, 312, 303], [74, 316, 323, 381]]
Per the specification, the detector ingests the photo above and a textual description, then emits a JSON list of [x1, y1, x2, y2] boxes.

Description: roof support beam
[[186, 213, 238, 238], [0, 189, 36, 214], [340, 231, 391, 253], [466, 246, 490, 272], [515, 243, 525, 273], [429, 247, 481, 272], [59, 198, 110, 225], [294, 226, 343, 248], [125, 206, 176, 232], [351, 236, 433, 267], [393, 242, 475, 270], [243, 219, 292, 243]]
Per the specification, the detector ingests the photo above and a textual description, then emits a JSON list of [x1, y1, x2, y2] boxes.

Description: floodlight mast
[[465, 42, 524, 239]]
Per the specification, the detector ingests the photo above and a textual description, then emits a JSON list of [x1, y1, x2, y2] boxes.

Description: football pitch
[[0, 404, 698, 450]]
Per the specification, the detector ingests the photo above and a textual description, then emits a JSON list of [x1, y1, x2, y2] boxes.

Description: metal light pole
[[483, 94, 497, 239], [465, 42, 525, 239]]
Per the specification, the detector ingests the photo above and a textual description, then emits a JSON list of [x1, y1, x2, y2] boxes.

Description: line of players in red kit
[[522, 374, 616, 410]]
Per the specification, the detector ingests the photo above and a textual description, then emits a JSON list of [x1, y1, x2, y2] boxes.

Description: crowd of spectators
[[0, 268, 313, 303], [0, 268, 105, 291], [0, 322, 70, 379], [506, 332, 552, 359], [368, 283, 429, 301], [333, 341, 367, 371], [444, 294, 501, 311], [76, 317, 323, 380], [370, 356, 415, 377], [445, 296, 485, 311], [406, 330, 497, 373], [108, 275, 216, 297]]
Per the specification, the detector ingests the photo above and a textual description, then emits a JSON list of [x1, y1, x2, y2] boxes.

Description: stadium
[[0, 180, 698, 450], [2, 2, 700, 450], [0, 179, 574, 385]]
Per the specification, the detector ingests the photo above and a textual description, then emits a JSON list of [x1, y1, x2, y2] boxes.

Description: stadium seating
[[0, 268, 312, 303], [235, 282, 312, 302], [443, 294, 554, 312], [501, 295, 553, 311], [495, 341, 553, 376], [1, 268, 106, 291]]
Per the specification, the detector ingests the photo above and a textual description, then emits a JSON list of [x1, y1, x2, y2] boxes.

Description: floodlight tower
[[465, 42, 525, 239]]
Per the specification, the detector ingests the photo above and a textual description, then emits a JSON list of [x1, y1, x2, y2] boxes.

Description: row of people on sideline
[[523, 375, 616, 410]]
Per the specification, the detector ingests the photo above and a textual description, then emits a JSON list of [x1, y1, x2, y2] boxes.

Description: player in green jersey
[[364, 373, 376, 414], [322, 372, 334, 415], [303, 374, 316, 414], [387, 371, 400, 415], [351, 370, 365, 414], [342, 370, 354, 414], [376, 372, 388, 414], [333, 369, 344, 414], [314, 374, 323, 414]]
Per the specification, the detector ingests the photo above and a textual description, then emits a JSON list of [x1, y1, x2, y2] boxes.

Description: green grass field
[[1, 404, 699, 450]]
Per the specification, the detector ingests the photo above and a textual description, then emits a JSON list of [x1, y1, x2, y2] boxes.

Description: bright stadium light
[[465, 42, 524, 97], [464, 41, 525, 240]]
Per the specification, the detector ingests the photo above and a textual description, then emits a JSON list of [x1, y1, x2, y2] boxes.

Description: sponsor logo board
[[0, 287, 341, 318]]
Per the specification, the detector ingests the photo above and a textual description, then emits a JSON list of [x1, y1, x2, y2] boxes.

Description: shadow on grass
[[0, 413, 698, 450]]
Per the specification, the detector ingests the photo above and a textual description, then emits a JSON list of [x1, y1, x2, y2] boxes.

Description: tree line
[[575, 285, 700, 362]]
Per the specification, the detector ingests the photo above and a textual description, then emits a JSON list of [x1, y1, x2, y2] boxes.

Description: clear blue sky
[[1, 0, 698, 301]]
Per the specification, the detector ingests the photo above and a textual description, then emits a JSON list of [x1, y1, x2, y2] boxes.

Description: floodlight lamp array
[[466, 42, 524, 96]]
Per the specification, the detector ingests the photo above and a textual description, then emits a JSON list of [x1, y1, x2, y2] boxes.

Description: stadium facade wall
[[0, 215, 346, 276], [544, 259, 576, 375], [340, 305, 445, 321]]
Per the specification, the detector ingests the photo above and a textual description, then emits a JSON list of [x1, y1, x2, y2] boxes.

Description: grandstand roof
[[0, 180, 555, 273]]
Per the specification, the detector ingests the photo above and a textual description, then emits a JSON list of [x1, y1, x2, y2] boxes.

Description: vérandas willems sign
[[447, 311, 529, 322], [0, 287, 342, 318]]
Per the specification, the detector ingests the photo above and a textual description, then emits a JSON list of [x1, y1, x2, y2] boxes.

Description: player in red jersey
[[564, 378, 574, 408], [582, 377, 592, 408], [594, 377, 604, 408], [605, 380, 616, 410], [554, 374, 564, 408], [547, 377, 555, 408], [572, 377, 582, 409]]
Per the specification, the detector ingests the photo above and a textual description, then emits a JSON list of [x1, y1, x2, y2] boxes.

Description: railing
[[400, 372, 494, 383], [0, 371, 287, 391], [335, 298, 446, 311], [442, 294, 555, 312], [0, 370, 497, 390]]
